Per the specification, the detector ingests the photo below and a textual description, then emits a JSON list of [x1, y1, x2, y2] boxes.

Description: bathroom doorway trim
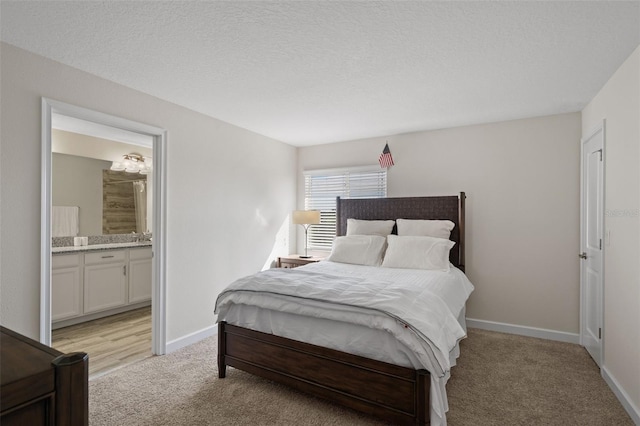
[[40, 98, 167, 355]]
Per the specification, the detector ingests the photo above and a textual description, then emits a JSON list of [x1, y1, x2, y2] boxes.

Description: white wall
[[298, 113, 581, 334], [52, 128, 153, 163], [0, 42, 297, 341], [582, 45, 640, 420], [52, 153, 110, 236]]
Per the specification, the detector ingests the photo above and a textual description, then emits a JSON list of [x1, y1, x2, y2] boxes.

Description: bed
[[216, 193, 470, 425]]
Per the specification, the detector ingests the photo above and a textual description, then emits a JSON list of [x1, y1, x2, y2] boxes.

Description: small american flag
[[379, 143, 394, 168]]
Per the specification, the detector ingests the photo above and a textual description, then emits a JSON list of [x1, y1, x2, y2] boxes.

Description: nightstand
[[276, 254, 325, 269]]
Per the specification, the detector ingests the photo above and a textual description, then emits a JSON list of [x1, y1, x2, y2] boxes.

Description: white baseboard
[[466, 318, 580, 344], [166, 324, 217, 354], [602, 366, 640, 425]]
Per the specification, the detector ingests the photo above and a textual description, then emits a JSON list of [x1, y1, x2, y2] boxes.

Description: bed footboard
[[217, 321, 430, 425]]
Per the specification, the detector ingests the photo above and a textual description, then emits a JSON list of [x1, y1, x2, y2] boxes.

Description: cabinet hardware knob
[[579, 252, 587, 259]]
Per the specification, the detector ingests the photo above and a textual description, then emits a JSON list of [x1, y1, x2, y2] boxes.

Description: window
[[304, 166, 387, 250]]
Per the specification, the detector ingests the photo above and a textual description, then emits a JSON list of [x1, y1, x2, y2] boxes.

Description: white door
[[580, 122, 605, 366], [51, 267, 82, 321], [84, 263, 128, 314], [129, 248, 153, 304]]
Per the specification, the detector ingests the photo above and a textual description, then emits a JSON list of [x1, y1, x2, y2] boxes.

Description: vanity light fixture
[[292, 210, 321, 258], [110, 154, 152, 175]]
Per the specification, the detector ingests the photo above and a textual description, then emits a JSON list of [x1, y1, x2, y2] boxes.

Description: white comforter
[[214, 260, 474, 425]]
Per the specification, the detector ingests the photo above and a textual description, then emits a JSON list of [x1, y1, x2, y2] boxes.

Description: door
[[129, 248, 153, 304], [52, 267, 82, 321], [51, 254, 83, 322], [84, 256, 128, 314], [84, 263, 127, 313], [580, 122, 605, 366]]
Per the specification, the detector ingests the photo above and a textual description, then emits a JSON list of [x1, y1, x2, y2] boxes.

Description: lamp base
[[298, 255, 313, 259]]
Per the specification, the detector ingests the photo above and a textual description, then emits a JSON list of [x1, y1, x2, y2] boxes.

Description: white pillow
[[381, 235, 455, 271], [327, 235, 387, 266], [396, 219, 455, 239], [346, 219, 395, 236]]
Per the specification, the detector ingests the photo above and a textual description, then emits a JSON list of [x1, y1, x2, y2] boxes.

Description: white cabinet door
[[128, 248, 152, 304], [129, 258, 152, 303], [52, 266, 82, 321], [84, 263, 127, 314]]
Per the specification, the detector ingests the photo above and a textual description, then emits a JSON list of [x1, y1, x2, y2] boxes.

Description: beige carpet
[[89, 328, 633, 425]]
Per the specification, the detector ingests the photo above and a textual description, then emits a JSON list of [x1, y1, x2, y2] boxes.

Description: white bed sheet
[[216, 260, 474, 426]]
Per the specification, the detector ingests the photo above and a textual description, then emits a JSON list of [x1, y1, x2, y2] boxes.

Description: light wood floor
[[52, 307, 152, 379]]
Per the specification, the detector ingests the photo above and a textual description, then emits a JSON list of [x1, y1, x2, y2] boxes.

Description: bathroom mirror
[[102, 170, 148, 234]]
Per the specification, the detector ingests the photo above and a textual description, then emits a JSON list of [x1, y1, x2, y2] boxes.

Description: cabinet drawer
[[129, 247, 152, 260], [52, 254, 80, 269], [84, 250, 126, 265]]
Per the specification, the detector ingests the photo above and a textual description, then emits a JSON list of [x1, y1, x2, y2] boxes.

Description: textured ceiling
[[1, 1, 639, 146]]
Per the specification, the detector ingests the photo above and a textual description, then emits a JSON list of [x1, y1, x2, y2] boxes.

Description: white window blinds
[[303, 166, 387, 250]]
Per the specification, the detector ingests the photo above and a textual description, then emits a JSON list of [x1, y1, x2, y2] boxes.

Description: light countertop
[[52, 241, 152, 255]]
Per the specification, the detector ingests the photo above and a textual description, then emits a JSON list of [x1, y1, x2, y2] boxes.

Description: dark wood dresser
[[0, 326, 88, 426]]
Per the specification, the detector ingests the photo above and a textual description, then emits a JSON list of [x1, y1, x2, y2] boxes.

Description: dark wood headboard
[[336, 192, 466, 271]]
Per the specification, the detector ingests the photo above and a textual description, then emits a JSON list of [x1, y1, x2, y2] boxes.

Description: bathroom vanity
[[51, 243, 152, 329]]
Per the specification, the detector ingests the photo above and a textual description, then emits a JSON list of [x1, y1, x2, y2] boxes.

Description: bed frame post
[[459, 191, 466, 272], [336, 196, 343, 236], [218, 321, 227, 378], [416, 369, 430, 425]]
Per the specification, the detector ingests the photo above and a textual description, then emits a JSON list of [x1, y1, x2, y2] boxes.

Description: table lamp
[[292, 210, 321, 258]]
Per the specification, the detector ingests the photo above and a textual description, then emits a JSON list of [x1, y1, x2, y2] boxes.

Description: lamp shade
[[292, 210, 321, 225]]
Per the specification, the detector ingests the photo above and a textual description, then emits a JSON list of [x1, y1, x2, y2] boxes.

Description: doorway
[[41, 99, 167, 358], [580, 120, 605, 366]]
